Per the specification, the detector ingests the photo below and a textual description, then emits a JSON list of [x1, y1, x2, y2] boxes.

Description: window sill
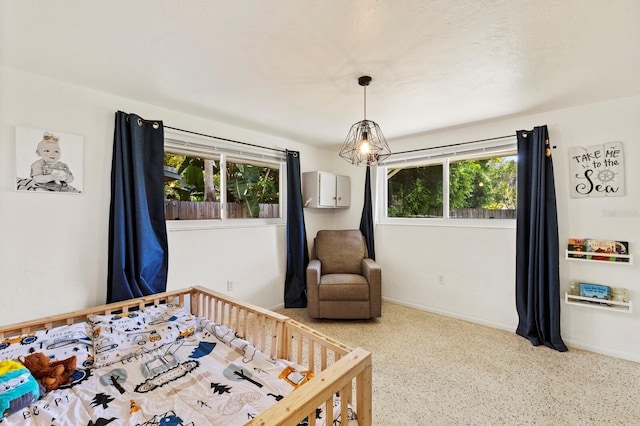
[[166, 218, 285, 232], [377, 217, 516, 229]]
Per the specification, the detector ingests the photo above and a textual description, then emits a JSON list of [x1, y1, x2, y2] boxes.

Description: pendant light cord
[[363, 85, 367, 120]]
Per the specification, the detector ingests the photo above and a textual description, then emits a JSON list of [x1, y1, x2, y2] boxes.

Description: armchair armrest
[[362, 258, 382, 318], [306, 259, 322, 318]]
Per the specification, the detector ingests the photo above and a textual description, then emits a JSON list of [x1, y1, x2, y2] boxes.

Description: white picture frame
[[15, 126, 84, 193]]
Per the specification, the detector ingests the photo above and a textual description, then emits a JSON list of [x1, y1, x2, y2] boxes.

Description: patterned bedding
[[0, 304, 355, 425]]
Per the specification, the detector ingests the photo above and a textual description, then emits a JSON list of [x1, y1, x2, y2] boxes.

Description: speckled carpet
[[278, 302, 639, 425]]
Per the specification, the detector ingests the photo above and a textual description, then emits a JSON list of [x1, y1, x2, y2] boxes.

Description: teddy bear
[[18, 352, 77, 393]]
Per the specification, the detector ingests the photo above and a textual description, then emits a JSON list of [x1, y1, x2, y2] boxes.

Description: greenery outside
[[226, 160, 279, 218], [164, 152, 279, 219], [388, 155, 517, 218]]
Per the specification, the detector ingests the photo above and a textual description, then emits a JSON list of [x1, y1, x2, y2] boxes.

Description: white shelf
[[565, 250, 633, 265], [565, 292, 633, 314]]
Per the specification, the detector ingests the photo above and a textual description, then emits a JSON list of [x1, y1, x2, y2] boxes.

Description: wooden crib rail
[[249, 347, 372, 426], [0, 288, 190, 338], [189, 285, 289, 359]]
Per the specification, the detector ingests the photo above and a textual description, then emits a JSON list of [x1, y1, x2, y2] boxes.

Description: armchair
[[306, 230, 381, 319]]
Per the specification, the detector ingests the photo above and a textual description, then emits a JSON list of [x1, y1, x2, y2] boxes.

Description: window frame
[[164, 130, 286, 231], [377, 138, 517, 229]]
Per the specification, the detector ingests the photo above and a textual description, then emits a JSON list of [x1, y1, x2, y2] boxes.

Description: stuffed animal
[[0, 359, 40, 417], [19, 352, 77, 392]]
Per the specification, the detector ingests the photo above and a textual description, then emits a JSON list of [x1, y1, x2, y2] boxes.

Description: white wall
[[334, 95, 640, 362], [0, 67, 332, 324], [2, 66, 638, 362]]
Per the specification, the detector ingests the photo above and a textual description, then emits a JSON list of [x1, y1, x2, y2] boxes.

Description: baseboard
[[561, 339, 640, 363], [382, 296, 515, 332], [269, 302, 285, 312], [382, 296, 640, 363]]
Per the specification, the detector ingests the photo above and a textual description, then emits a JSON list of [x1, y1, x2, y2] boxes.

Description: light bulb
[[359, 140, 371, 154], [359, 130, 371, 154]]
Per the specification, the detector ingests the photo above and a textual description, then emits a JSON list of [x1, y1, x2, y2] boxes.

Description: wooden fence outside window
[[165, 200, 279, 220]]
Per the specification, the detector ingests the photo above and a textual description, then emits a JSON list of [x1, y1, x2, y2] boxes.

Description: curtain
[[284, 150, 309, 307], [107, 112, 168, 303], [515, 125, 567, 352], [359, 165, 376, 260]]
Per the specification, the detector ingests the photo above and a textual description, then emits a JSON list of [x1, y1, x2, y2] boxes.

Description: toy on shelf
[[567, 281, 632, 313]]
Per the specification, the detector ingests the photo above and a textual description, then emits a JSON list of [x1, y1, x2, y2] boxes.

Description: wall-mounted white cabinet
[[302, 171, 350, 208]]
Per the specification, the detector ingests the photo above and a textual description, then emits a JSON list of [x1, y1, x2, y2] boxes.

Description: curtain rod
[[389, 134, 517, 156], [163, 125, 287, 154]]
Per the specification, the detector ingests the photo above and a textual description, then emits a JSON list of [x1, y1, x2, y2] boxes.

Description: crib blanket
[[0, 314, 353, 425]]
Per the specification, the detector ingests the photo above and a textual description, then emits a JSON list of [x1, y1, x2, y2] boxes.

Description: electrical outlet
[[438, 274, 445, 285], [227, 280, 234, 291]]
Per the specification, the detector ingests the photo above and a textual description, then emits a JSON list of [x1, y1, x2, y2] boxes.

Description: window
[[388, 163, 443, 218], [448, 155, 517, 219], [381, 140, 517, 223], [225, 158, 280, 219], [164, 152, 221, 219], [163, 131, 284, 224]]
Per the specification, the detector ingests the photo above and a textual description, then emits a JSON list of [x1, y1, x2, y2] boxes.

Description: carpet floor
[[278, 302, 639, 425]]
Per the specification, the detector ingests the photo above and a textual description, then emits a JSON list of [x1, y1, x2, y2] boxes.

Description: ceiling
[[2, 1, 639, 148]]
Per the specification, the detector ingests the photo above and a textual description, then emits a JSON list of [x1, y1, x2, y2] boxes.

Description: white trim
[[219, 154, 228, 220], [383, 137, 516, 167], [378, 219, 516, 230], [165, 130, 285, 163], [382, 296, 516, 332], [442, 158, 450, 218], [167, 220, 285, 232]]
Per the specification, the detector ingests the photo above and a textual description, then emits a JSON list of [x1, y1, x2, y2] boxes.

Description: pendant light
[[339, 75, 391, 166]]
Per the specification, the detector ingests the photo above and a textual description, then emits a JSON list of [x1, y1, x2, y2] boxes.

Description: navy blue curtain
[[359, 166, 375, 260], [107, 112, 168, 303], [284, 150, 309, 307], [515, 125, 567, 352]]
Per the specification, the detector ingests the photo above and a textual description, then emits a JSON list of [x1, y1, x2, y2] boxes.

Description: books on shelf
[[567, 238, 629, 262], [567, 238, 587, 259]]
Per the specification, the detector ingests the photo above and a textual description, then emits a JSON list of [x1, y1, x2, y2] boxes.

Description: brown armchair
[[306, 230, 381, 319]]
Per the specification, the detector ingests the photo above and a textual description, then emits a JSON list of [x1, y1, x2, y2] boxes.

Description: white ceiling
[[2, 1, 639, 148]]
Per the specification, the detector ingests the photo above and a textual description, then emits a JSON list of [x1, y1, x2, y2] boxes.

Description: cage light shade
[[339, 119, 391, 166]]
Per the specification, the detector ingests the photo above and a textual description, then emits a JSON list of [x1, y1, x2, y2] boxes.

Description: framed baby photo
[[15, 126, 84, 193]]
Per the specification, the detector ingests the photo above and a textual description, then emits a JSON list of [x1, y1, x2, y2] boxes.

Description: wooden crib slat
[[233, 305, 240, 333], [254, 313, 261, 349], [321, 346, 327, 371], [341, 381, 351, 420], [296, 333, 303, 365], [309, 340, 315, 373], [356, 357, 373, 425], [250, 347, 371, 426], [325, 394, 334, 424]]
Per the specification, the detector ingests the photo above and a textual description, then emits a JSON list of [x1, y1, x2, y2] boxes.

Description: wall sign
[[568, 142, 625, 198]]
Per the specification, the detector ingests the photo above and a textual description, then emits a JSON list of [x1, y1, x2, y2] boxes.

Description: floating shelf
[[565, 292, 633, 314], [565, 250, 633, 265]]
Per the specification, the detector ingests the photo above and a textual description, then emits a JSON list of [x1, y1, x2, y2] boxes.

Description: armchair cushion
[[319, 274, 370, 300], [315, 230, 366, 274]]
